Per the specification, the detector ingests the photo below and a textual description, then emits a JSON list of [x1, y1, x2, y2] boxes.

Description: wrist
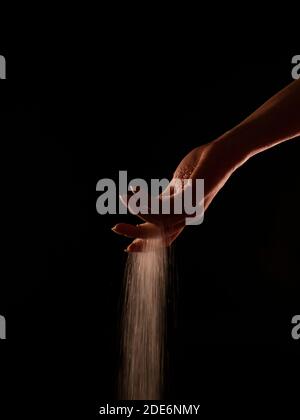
[[213, 124, 253, 173]]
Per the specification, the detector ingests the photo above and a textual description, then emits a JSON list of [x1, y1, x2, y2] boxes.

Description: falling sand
[[119, 233, 169, 400]]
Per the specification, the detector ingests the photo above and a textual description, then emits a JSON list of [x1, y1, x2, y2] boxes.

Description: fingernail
[[124, 248, 129, 253]]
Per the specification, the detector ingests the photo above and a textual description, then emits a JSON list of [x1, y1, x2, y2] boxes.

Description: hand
[[112, 134, 241, 252]]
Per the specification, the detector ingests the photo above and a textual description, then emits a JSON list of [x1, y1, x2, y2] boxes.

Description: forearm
[[215, 79, 300, 170]]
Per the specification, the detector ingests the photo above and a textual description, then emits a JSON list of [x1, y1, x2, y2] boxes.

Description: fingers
[[111, 222, 161, 238], [119, 193, 165, 225], [114, 181, 192, 251], [125, 227, 183, 252], [112, 220, 185, 239], [125, 239, 146, 253], [120, 189, 190, 227]]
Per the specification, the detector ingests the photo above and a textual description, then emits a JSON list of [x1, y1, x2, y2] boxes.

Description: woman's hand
[[112, 135, 241, 252]]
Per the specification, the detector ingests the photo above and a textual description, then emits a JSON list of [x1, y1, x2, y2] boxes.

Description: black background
[[0, 37, 299, 415]]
